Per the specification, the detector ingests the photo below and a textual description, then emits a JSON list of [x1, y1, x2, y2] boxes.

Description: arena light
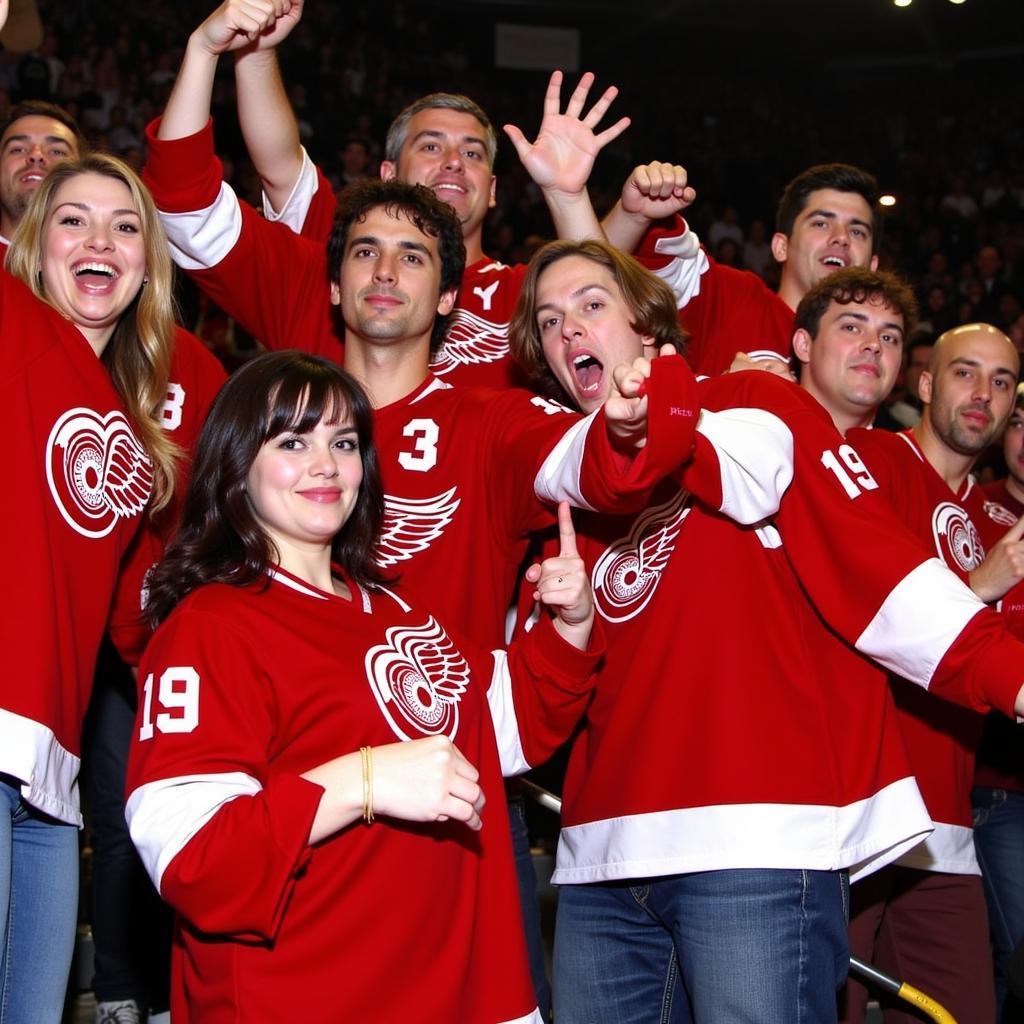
[[893, 0, 912, 7], [948, 0, 967, 5], [879, 194, 897, 207]]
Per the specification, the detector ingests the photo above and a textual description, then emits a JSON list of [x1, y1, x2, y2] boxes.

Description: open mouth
[[572, 351, 604, 394], [821, 256, 847, 268], [73, 261, 118, 282]]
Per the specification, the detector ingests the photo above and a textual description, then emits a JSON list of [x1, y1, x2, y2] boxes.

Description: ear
[[437, 287, 458, 317], [870, 253, 879, 271], [330, 281, 341, 307], [770, 232, 789, 264], [918, 370, 934, 405], [380, 161, 397, 182], [791, 327, 813, 368], [640, 335, 659, 359], [487, 174, 497, 210]]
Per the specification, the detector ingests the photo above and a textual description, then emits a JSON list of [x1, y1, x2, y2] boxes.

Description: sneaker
[[94, 1000, 141, 1024]]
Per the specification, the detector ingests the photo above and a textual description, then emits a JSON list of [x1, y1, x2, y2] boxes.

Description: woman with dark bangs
[[126, 350, 602, 1023]]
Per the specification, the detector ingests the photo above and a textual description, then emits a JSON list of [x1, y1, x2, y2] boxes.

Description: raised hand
[[524, 503, 594, 650], [503, 70, 630, 198], [620, 162, 696, 222], [195, 0, 297, 57], [605, 343, 682, 446]]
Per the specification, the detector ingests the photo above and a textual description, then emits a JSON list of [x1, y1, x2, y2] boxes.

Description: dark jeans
[[508, 791, 552, 1021], [83, 641, 172, 1010]]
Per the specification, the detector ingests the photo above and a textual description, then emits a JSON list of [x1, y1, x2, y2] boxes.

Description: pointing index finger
[[557, 501, 579, 558]]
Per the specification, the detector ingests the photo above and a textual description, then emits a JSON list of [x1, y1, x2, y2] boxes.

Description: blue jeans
[[0, 777, 79, 1024], [553, 869, 849, 1024], [972, 786, 1024, 1021]]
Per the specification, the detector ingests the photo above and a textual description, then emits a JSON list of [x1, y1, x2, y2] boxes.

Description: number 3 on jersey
[[398, 418, 440, 472], [139, 667, 200, 740], [821, 445, 879, 499]]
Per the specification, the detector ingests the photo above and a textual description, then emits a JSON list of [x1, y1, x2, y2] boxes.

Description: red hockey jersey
[[634, 214, 794, 377], [126, 568, 602, 1023], [143, 121, 700, 648], [2, 269, 152, 823], [550, 373, 1024, 886], [851, 428, 1018, 872]]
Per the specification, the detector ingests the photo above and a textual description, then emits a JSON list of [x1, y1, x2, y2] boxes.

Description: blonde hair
[[6, 153, 179, 510]]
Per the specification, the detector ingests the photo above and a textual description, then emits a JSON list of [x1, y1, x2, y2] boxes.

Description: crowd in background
[[6, 0, 1023, 373]]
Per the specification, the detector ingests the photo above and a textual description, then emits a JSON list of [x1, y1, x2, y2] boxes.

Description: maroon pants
[[839, 865, 994, 1024]]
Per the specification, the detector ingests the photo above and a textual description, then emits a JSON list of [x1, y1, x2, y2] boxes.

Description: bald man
[[841, 323, 1022, 1024]]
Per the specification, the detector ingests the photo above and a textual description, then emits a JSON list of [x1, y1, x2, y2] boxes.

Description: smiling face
[[332, 205, 455, 351], [773, 188, 877, 305], [381, 107, 496, 243], [794, 294, 905, 432], [248, 413, 363, 572], [40, 171, 147, 353], [535, 254, 653, 413], [920, 326, 1019, 457], [0, 114, 79, 237]]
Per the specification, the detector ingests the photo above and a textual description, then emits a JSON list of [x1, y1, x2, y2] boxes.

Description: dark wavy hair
[[327, 178, 466, 353], [509, 238, 688, 406], [794, 266, 918, 341], [146, 351, 389, 625], [776, 163, 882, 251]]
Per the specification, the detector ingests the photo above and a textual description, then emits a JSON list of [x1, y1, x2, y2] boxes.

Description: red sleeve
[[492, 611, 605, 771], [297, 163, 338, 243], [126, 608, 321, 941], [531, 355, 701, 518], [679, 375, 1024, 714], [633, 215, 793, 377], [143, 118, 342, 363]]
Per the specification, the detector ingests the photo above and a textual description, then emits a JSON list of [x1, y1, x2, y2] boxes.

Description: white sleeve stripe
[[652, 233, 707, 309], [261, 147, 318, 230], [697, 406, 794, 523], [158, 182, 243, 271], [744, 350, 791, 363], [126, 771, 261, 891], [855, 559, 984, 685], [485, 649, 530, 776], [533, 412, 599, 512]]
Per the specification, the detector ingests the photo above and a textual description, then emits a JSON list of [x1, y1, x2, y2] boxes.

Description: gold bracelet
[[360, 746, 374, 825]]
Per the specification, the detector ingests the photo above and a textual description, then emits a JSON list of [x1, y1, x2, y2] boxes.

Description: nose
[[310, 443, 340, 477], [561, 314, 584, 344], [85, 221, 114, 252], [972, 378, 993, 404], [25, 144, 46, 166], [441, 145, 464, 173], [372, 252, 397, 286]]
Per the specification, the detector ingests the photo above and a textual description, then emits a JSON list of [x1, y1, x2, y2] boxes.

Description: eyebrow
[[346, 234, 433, 259], [948, 356, 1016, 377], [52, 201, 140, 217], [3, 134, 72, 150], [836, 311, 903, 335], [805, 208, 873, 233], [410, 128, 487, 151], [535, 283, 611, 315]]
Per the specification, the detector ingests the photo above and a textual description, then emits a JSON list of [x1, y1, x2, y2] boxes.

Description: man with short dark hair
[[605, 161, 882, 377], [0, 99, 83, 241]]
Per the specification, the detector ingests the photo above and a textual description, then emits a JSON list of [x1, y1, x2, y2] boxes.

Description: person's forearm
[[544, 186, 604, 242], [158, 32, 220, 140], [602, 200, 653, 252], [235, 48, 304, 210]]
